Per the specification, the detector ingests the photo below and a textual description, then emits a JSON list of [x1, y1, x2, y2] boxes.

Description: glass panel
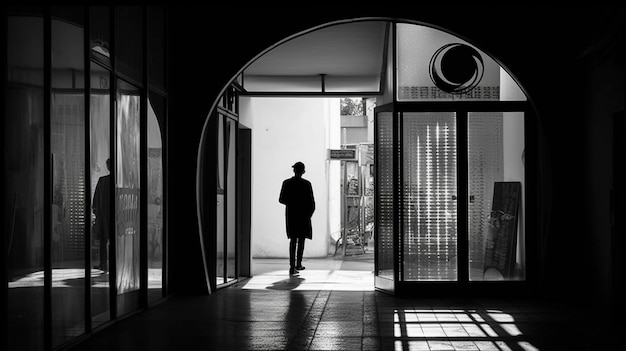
[[116, 80, 141, 297], [216, 115, 225, 285], [148, 6, 165, 90], [226, 118, 237, 283], [381, 27, 394, 105], [6, 10, 45, 351], [375, 112, 394, 280], [50, 7, 86, 346], [468, 112, 525, 281], [115, 6, 144, 82], [402, 112, 457, 281], [396, 23, 521, 102], [90, 6, 111, 61], [90, 63, 111, 327], [362, 144, 375, 253], [147, 95, 164, 301], [500, 68, 527, 101]]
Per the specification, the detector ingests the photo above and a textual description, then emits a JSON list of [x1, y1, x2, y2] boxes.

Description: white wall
[[240, 97, 340, 258], [503, 112, 525, 272]]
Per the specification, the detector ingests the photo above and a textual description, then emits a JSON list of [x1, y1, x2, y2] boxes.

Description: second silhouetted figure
[[279, 161, 315, 275]]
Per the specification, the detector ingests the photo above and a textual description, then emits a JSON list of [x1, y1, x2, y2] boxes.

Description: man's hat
[[292, 161, 305, 172]]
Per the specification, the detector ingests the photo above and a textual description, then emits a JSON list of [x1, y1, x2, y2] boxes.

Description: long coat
[[92, 174, 111, 241], [279, 176, 315, 239]]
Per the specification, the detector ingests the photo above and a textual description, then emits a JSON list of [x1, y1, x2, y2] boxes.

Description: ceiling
[[242, 20, 389, 92]]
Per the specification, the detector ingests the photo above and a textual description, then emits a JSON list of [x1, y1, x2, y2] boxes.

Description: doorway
[[242, 96, 375, 286]]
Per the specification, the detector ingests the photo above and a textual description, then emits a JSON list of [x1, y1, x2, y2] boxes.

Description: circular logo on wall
[[429, 43, 484, 94]]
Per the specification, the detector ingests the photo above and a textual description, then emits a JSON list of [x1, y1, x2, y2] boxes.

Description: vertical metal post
[[0, 7, 7, 350], [109, 5, 117, 319], [84, 4, 93, 332], [342, 161, 347, 256], [393, 110, 400, 287], [457, 111, 469, 283], [43, 6, 52, 350], [140, 4, 148, 309]]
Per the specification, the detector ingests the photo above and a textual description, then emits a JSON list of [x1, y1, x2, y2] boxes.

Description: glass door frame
[[214, 109, 240, 290], [374, 100, 536, 296], [373, 103, 397, 294]]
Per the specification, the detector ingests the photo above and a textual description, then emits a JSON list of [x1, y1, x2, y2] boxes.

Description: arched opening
[[197, 18, 533, 295]]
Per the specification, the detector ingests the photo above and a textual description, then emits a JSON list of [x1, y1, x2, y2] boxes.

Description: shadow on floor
[[67, 256, 623, 351]]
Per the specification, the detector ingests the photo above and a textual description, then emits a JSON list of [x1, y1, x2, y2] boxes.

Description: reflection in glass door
[[5, 12, 45, 350], [50, 8, 86, 346], [115, 79, 141, 315], [90, 63, 111, 327]]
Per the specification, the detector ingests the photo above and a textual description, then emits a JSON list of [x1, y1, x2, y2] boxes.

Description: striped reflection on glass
[[402, 112, 457, 281]]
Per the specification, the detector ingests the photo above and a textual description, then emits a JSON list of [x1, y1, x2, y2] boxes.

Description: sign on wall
[[329, 149, 356, 160]]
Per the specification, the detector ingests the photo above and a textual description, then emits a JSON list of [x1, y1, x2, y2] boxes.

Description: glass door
[[375, 109, 458, 292], [115, 79, 141, 315], [401, 112, 458, 281], [374, 107, 527, 293], [374, 109, 396, 293]]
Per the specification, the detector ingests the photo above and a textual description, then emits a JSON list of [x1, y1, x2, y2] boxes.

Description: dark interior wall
[[166, 6, 624, 300], [581, 17, 624, 316]]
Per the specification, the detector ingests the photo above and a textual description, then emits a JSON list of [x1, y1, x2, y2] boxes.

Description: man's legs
[[296, 237, 306, 270], [289, 238, 298, 274]]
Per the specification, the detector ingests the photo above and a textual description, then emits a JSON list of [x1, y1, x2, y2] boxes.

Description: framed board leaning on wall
[[483, 181, 521, 280]]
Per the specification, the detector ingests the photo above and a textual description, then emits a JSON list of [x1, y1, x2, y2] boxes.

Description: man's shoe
[[289, 268, 299, 275], [296, 265, 306, 270]]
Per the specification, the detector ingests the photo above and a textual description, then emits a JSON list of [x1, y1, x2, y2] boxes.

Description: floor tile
[[66, 257, 624, 351]]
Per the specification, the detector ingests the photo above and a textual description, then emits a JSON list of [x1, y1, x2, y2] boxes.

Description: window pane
[[6, 10, 45, 351], [116, 79, 141, 296], [90, 6, 111, 61], [375, 112, 394, 280], [396, 23, 525, 102], [115, 6, 144, 82], [216, 115, 225, 285], [402, 112, 457, 281], [90, 63, 111, 326], [50, 7, 86, 346], [468, 112, 525, 281], [147, 94, 164, 301], [226, 119, 237, 282], [148, 6, 165, 90]]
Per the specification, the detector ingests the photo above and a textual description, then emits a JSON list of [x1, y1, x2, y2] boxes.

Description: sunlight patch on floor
[[241, 269, 374, 291]]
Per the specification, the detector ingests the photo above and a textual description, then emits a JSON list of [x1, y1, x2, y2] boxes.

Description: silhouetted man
[[93, 158, 111, 272], [279, 161, 315, 275]]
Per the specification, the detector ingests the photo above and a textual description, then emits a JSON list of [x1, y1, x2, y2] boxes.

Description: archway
[[197, 18, 534, 295]]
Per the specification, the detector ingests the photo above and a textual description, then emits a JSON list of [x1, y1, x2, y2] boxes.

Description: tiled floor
[[68, 256, 622, 350]]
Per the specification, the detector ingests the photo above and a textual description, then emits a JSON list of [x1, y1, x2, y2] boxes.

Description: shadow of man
[[266, 276, 305, 291]]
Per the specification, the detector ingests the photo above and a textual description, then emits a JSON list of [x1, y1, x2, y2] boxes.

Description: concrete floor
[[67, 255, 622, 350]]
